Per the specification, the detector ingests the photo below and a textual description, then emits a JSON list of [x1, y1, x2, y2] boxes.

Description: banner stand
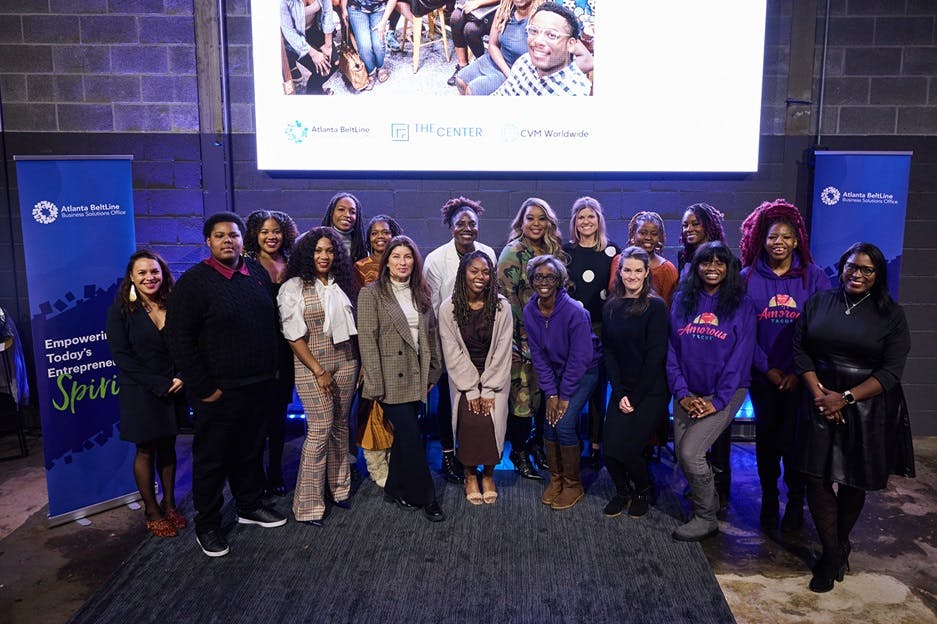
[[14, 155, 140, 526]]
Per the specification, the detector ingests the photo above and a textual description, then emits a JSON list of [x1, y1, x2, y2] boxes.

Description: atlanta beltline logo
[[678, 312, 728, 341], [33, 200, 58, 224], [33, 199, 126, 223], [821, 185, 898, 206]]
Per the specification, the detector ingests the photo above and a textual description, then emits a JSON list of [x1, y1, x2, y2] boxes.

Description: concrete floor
[[1, 426, 935, 624]]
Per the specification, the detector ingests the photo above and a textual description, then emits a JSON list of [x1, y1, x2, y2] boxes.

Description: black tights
[[133, 438, 178, 520], [804, 475, 866, 559]]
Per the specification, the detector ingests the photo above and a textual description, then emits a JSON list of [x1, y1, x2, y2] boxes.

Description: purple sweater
[[523, 289, 602, 400], [666, 291, 757, 411], [742, 256, 831, 376]]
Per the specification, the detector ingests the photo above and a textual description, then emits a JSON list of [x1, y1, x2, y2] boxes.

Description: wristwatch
[[842, 390, 857, 405]]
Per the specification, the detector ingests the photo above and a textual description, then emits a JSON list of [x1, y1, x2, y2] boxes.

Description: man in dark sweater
[[166, 212, 286, 557]]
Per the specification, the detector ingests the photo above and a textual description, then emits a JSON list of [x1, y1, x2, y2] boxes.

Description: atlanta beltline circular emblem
[[820, 186, 840, 206], [33, 200, 58, 224]]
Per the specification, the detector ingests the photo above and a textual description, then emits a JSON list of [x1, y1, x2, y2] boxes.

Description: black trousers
[[449, 7, 495, 58], [285, 23, 337, 94], [749, 379, 803, 501], [383, 401, 436, 507], [435, 370, 454, 450], [191, 379, 274, 532]]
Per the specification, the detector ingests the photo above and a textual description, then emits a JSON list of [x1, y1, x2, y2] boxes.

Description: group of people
[[106, 193, 913, 595], [279, 0, 594, 96]]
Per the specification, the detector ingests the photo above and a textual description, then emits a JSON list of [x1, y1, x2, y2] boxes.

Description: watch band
[[842, 390, 856, 405]]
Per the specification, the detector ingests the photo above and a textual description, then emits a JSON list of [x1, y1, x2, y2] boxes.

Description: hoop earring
[[129, 284, 138, 303]]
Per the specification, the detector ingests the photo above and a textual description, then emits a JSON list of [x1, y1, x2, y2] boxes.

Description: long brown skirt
[[455, 393, 500, 466]]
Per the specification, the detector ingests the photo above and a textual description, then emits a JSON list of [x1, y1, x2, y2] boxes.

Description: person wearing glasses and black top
[[793, 242, 913, 593]]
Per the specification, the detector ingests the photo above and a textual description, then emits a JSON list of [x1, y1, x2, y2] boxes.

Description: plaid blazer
[[357, 281, 441, 404]]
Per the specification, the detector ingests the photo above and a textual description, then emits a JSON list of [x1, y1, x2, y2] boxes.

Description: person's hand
[[374, 17, 387, 38], [691, 399, 717, 419], [468, 397, 483, 414], [316, 370, 335, 398], [203, 388, 223, 403], [765, 368, 784, 386], [308, 48, 330, 75], [167, 377, 184, 394], [778, 372, 799, 392], [813, 382, 847, 418], [618, 395, 634, 414], [480, 397, 495, 417], [679, 395, 703, 415], [548, 398, 569, 426], [545, 395, 558, 425]]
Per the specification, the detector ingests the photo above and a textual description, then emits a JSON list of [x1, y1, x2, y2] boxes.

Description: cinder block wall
[[1, 0, 935, 431]]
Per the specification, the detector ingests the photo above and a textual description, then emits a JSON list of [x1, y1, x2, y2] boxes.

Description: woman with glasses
[[453, 0, 544, 96], [667, 242, 756, 541], [793, 242, 912, 593], [523, 255, 600, 510], [738, 200, 830, 533]]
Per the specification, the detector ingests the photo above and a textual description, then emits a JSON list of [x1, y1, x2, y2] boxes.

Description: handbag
[[338, 22, 370, 92], [410, 0, 449, 17], [357, 400, 394, 451]]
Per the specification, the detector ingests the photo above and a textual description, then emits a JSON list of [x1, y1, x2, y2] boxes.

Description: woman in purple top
[[739, 199, 831, 533], [523, 255, 600, 511], [667, 242, 756, 541]]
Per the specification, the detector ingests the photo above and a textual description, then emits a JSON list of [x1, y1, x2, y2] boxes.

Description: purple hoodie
[[523, 289, 602, 401], [666, 291, 757, 412], [742, 256, 831, 376]]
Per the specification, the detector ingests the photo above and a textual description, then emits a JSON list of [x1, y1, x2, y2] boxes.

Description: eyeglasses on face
[[843, 262, 875, 277], [532, 273, 559, 284], [525, 25, 571, 42]]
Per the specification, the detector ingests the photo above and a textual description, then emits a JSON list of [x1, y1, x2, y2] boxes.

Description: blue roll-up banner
[[811, 151, 912, 299], [15, 156, 139, 525]]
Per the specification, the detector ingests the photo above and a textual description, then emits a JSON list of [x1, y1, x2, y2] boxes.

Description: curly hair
[[627, 211, 666, 252], [451, 250, 502, 329], [568, 196, 609, 250], [836, 242, 895, 315], [606, 246, 655, 317], [364, 214, 403, 255], [285, 227, 358, 305], [377, 236, 432, 314], [321, 192, 367, 263], [739, 198, 813, 274], [441, 197, 484, 227], [244, 210, 299, 258], [675, 241, 745, 322], [508, 197, 567, 262], [117, 250, 174, 314], [677, 203, 726, 270]]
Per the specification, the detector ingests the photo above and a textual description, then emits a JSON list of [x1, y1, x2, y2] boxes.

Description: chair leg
[[439, 11, 450, 62], [412, 18, 422, 73]]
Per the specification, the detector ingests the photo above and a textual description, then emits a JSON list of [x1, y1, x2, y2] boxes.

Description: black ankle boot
[[836, 540, 851, 582], [510, 448, 543, 480], [628, 487, 651, 517], [808, 554, 837, 593], [442, 450, 465, 484], [759, 491, 779, 530], [528, 438, 549, 471]]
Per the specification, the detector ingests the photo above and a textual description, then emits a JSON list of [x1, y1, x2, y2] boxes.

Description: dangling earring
[[129, 284, 138, 303]]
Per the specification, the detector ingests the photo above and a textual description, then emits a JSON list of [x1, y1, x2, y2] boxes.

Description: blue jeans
[[347, 8, 386, 74], [544, 366, 599, 446]]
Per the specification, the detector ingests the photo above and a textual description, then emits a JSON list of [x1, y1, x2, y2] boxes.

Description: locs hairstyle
[[364, 214, 403, 254], [321, 192, 367, 262], [118, 250, 174, 313], [738, 199, 813, 276], [452, 250, 501, 329], [627, 211, 667, 251], [678, 203, 726, 269], [676, 241, 745, 322], [285, 226, 358, 305]]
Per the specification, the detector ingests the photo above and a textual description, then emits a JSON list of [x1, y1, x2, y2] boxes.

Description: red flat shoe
[[164, 508, 187, 530], [146, 517, 178, 538]]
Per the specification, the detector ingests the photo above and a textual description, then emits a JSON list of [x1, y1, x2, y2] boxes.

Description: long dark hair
[[286, 227, 357, 305], [378, 235, 432, 314], [677, 202, 726, 270], [606, 246, 655, 317], [836, 242, 894, 315], [676, 241, 745, 322], [321, 192, 367, 262], [452, 251, 501, 329], [244, 210, 299, 258], [117, 250, 174, 313]]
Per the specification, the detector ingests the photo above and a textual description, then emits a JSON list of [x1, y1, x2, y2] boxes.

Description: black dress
[[455, 307, 499, 466], [601, 297, 670, 462], [792, 288, 914, 491], [105, 303, 186, 443]]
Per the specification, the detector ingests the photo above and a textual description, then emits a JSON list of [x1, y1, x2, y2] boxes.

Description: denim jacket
[[280, 0, 334, 58]]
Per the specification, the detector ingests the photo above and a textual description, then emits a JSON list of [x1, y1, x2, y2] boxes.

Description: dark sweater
[[166, 256, 278, 399], [602, 296, 669, 406]]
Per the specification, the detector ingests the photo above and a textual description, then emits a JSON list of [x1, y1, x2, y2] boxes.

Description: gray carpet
[[69, 457, 735, 624]]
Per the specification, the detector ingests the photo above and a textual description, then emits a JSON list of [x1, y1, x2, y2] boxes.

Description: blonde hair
[[569, 196, 608, 250], [492, 0, 546, 35], [507, 197, 566, 260]]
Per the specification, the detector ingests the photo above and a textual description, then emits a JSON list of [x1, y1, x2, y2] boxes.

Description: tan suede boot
[[551, 445, 584, 510], [541, 440, 563, 505]]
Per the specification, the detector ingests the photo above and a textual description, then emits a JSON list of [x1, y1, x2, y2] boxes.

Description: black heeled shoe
[[528, 441, 549, 471], [509, 449, 544, 481], [808, 554, 837, 593], [836, 541, 851, 582]]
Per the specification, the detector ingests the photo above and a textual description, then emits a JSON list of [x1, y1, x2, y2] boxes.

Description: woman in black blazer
[[106, 250, 188, 538]]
